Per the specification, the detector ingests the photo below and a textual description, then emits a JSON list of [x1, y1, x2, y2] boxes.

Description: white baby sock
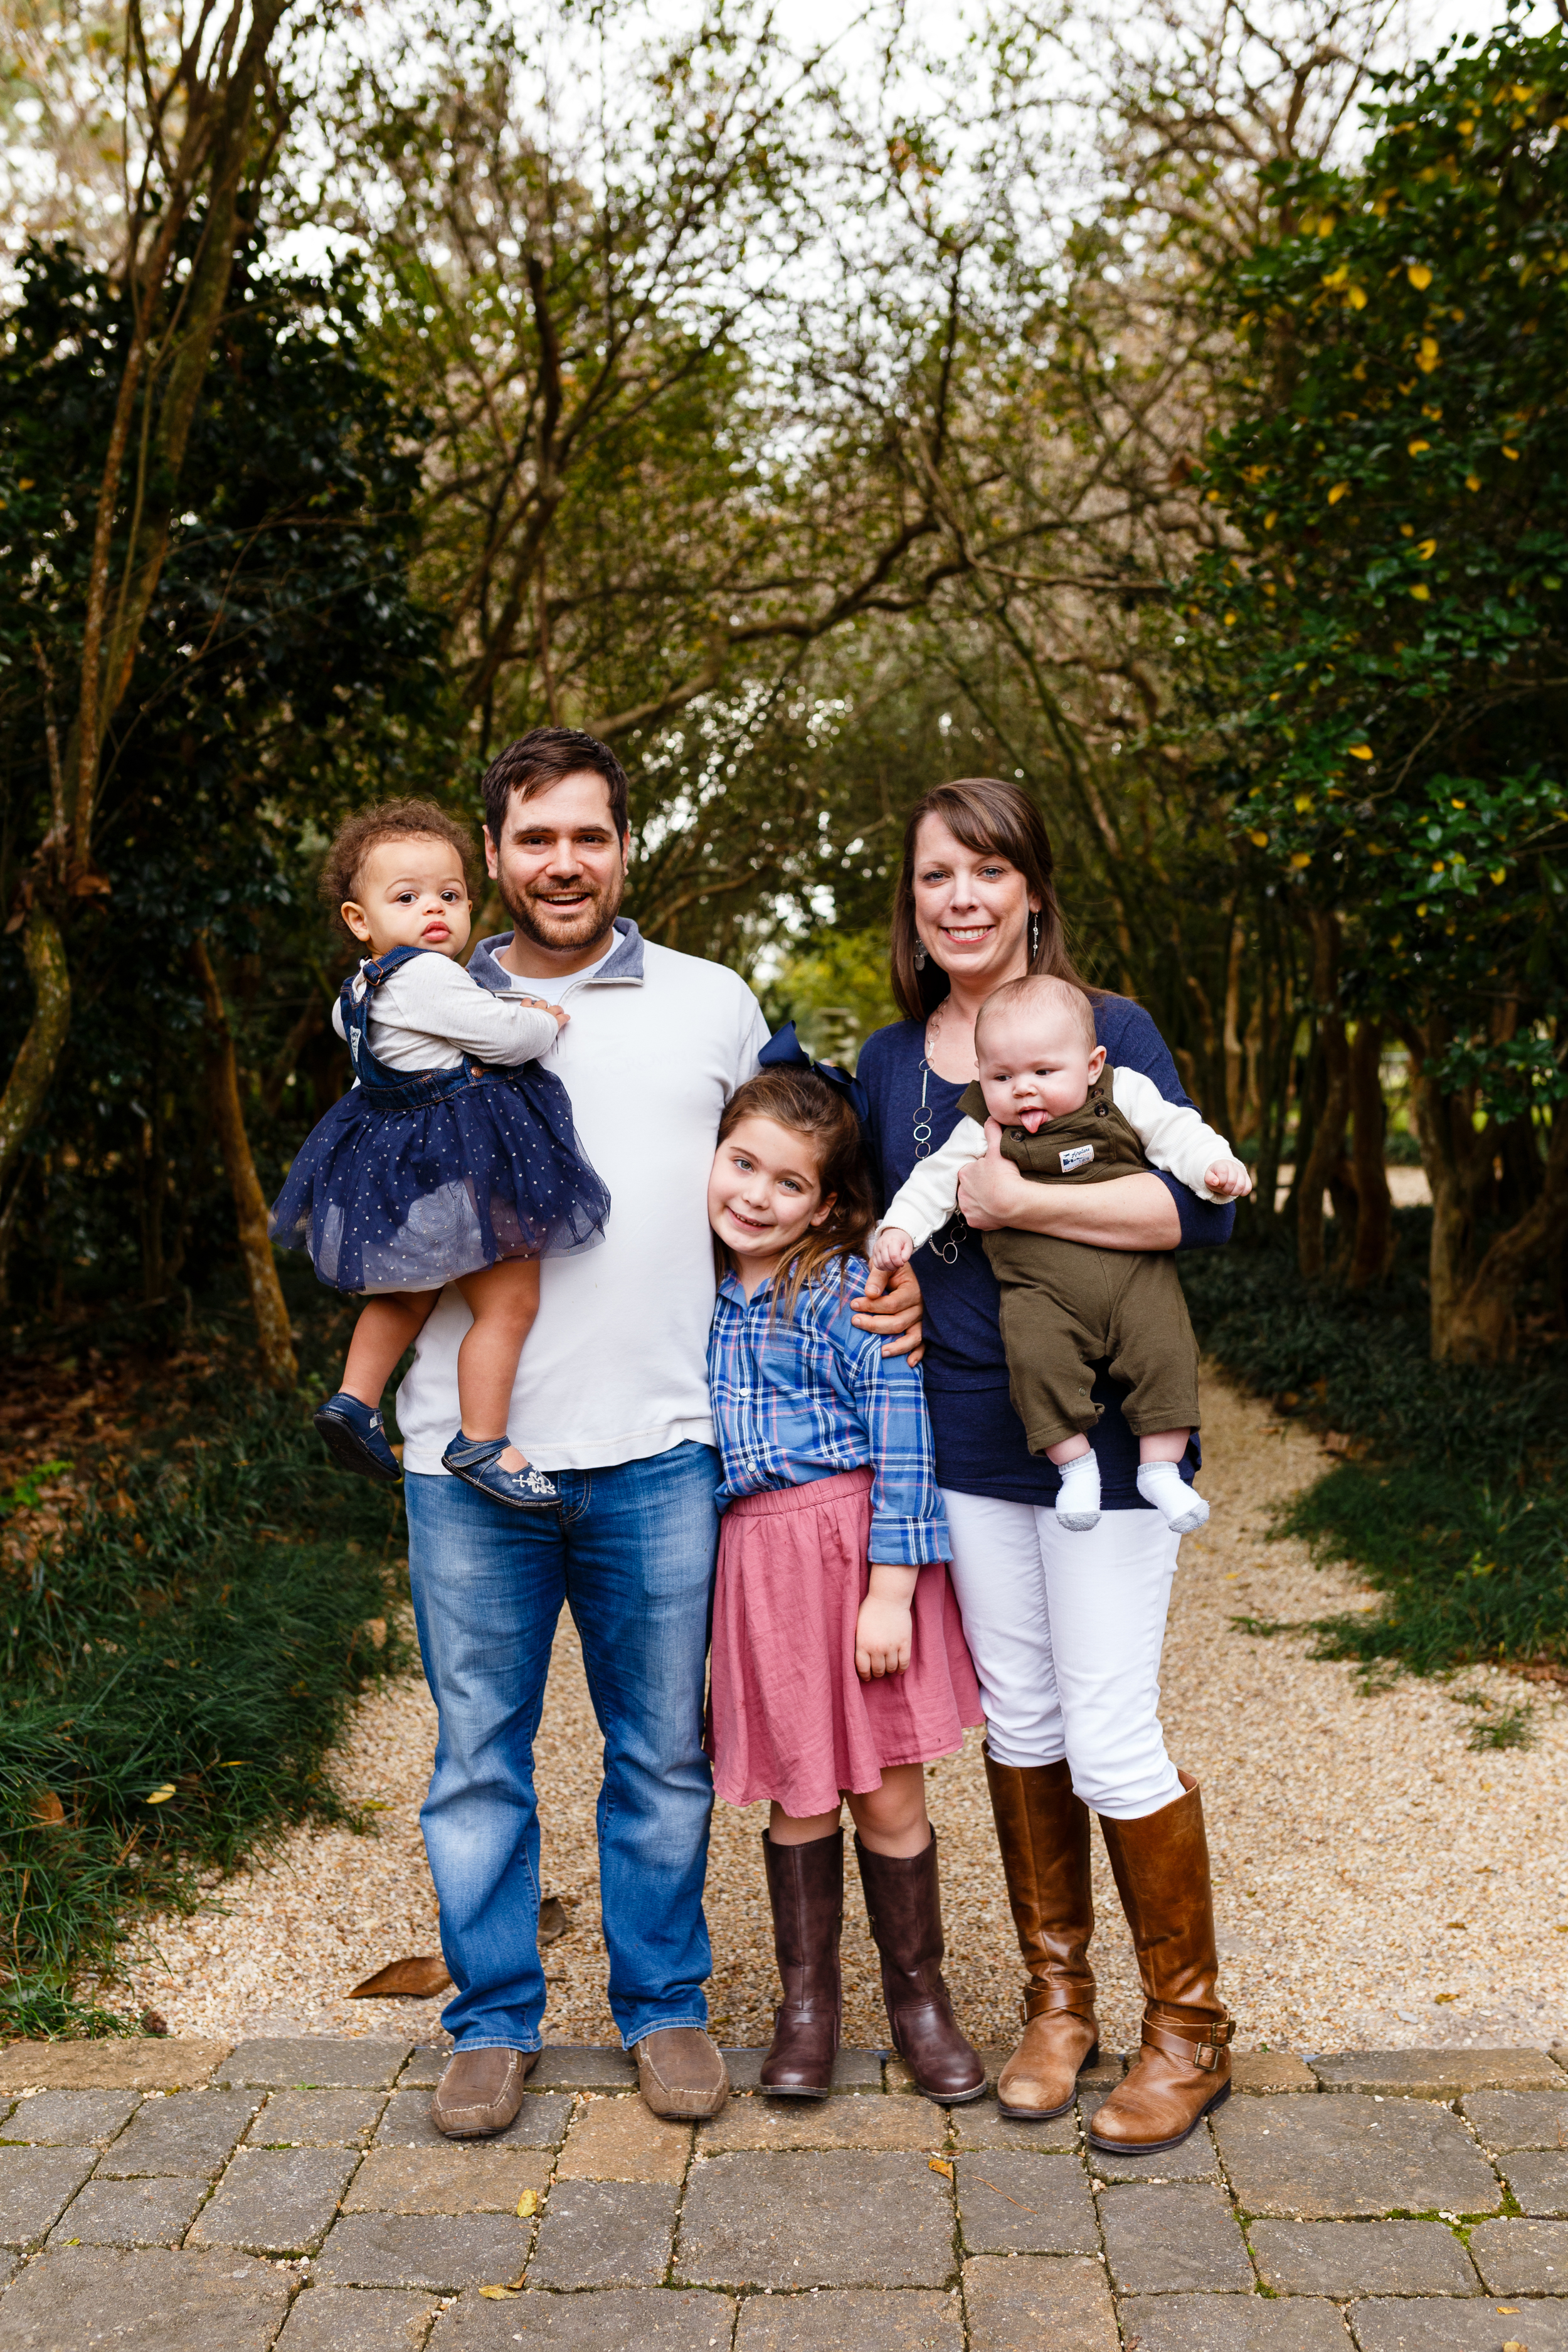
[[1137, 1458, 1210, 1535], [1054, 1450, 1101, 1532]]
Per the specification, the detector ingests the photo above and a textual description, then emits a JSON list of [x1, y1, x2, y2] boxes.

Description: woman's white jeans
[[942, 1491, 1184, 1821]]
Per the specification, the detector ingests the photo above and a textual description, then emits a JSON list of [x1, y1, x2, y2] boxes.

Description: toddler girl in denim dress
[[269, 799, 610, 1510]]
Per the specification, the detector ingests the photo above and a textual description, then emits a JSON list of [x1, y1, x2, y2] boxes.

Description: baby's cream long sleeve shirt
[[331, 951, 559, 1073], [881, 1067, 1236, 1251]]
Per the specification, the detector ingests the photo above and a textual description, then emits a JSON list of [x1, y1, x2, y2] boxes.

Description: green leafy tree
[[0, 243, 440, 1328], [1189, 23, 1568, 1355], [0, 0, 295, 1352]]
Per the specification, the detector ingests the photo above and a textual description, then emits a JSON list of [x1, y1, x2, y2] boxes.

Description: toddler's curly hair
[[320, 800, 480, 938]]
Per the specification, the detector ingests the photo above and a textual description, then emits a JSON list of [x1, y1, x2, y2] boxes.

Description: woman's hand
[[856, 1564, 919, 1679], [954, 1119, 1029, 1231], [850, 1258, 924, 1362], [958, 1123, 1184, 1251]]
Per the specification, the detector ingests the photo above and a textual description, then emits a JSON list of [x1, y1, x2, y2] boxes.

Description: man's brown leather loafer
[[635, 2027, 729, 2119], [430, 2046, 540, 2139]]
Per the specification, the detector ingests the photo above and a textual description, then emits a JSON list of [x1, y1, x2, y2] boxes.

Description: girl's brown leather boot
[[760, 1828, 844, 2098]]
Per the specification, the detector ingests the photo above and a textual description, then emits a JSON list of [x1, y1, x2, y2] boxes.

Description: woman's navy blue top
[[856, 999, 1234, 1510]]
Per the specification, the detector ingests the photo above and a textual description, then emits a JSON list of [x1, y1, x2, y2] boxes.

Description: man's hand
[[955, 1118, 1029, 1232], [869, 1226, 914, 1273], [1204, 1155, 1253, 1200], [850, 1257, 924, 1363], [856, 1565, 918, 1679]]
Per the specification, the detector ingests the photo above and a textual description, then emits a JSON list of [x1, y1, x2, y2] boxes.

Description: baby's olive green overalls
[[958, 1076, 1202, 1454]]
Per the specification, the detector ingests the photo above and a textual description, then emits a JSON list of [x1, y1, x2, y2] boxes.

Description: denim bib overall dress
[[269, 943, 610, 1297]]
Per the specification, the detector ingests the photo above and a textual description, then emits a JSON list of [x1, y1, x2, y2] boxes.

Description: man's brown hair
[[480, 727, 630, 842], [320, 800, 480, 937]]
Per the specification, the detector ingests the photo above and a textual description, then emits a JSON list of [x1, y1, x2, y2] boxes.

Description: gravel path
[[119, 1366, 1568, 2053]]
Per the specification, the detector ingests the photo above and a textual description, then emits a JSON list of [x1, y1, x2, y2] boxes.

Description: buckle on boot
[[1194, 2017, 1236, 2072], [1142, 2015, 1234, 2072]]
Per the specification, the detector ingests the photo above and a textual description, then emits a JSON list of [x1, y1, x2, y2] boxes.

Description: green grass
[[1180, 1211, 1568, 1679], [0, 1297, 407, 2037]]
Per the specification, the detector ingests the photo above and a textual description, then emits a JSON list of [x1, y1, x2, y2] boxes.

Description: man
[[397, 727, 919, 2136]]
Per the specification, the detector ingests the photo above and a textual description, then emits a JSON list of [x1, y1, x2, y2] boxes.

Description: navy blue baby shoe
[[314, 1392, 403, 1483], [442, 1430, 561, 1511]]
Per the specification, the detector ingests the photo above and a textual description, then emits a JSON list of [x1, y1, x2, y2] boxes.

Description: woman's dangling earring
[[913, 935, 926, 972], [1029, 913, 1041, 962]]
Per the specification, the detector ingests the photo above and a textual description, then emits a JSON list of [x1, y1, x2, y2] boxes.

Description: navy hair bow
[[759, 1021, 870, 1140]]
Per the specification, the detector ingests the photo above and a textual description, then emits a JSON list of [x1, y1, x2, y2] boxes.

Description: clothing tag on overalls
[[1059, 1143, 1095, 1173]]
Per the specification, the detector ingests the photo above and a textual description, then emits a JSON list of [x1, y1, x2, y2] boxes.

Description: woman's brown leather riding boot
[[983, 1748, 1100, 2119], [855, 1831, 986, 2104], [1088, 1770, 1234, 2155], [760, 1828, 843, 2099]]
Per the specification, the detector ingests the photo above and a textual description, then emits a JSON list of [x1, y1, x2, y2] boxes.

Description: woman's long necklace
[[916, 1004, 962, 1264]]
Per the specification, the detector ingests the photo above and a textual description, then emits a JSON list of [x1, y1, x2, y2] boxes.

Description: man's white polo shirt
[[394, 918, 770, 1475]]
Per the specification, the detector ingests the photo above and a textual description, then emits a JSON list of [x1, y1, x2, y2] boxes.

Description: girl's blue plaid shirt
[[706, 1253, 951, 1567]]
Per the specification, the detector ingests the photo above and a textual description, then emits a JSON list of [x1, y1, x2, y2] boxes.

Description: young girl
[[705, 1067, 986, 2103], [269, 798, 610, 1511]]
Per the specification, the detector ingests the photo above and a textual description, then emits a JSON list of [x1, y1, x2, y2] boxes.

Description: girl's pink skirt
[[707, 1466, 983, 1817]]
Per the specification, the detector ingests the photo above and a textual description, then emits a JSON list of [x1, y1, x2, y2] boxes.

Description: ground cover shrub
[[0, 1284, 407, 2037], [1180, 1210, 1568, 1679]]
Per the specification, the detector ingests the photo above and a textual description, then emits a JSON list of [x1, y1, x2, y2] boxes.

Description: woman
[[856, 776, 1236, 2155]]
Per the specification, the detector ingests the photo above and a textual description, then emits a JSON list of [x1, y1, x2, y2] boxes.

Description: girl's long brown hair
[[714, 1069, 876, 1322], [889, 776, 1094, 1023]]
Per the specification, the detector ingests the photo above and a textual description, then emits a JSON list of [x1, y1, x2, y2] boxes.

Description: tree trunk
[[1345, 1019, 1394, 1291], [1444, 1104, 1568, 1361], [1297, 910, 1350, 1280], [191, 935, 297, 1391], [1247, 943, 1295, 1235], [0, 903, 72, 1201], [1404, 1023, 1488, 1359]]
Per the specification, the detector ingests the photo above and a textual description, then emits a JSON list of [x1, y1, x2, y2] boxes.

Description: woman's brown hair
[[714, 1069, 876, 1322], [320, 800, 480, 939], [889, 776, 1094, 1023]]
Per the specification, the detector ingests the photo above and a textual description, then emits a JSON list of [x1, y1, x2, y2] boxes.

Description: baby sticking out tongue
[[1019, 1108, 1050, 1132]]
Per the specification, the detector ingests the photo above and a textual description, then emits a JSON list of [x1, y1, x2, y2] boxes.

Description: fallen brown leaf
[[347, 1954, 452, 1999], [31, 1791, 65, 1826], [928, 2158, 953, 2178]]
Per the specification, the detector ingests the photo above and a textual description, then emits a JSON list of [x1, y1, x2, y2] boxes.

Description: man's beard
[[497, 862, 625, 956]]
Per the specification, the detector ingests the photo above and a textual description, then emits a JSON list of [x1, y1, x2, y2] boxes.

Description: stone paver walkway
[[3, 2036, 1567, 2349]]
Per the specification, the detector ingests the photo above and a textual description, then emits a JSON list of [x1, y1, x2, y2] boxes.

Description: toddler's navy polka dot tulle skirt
[[268, 1065, 610, 1296]]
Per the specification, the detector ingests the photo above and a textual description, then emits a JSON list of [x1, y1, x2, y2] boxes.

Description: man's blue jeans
[[403, 1441, 719, 2053]]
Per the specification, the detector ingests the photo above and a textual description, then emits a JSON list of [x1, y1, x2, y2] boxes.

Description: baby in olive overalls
[[872, 974, 1252, 1535]]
